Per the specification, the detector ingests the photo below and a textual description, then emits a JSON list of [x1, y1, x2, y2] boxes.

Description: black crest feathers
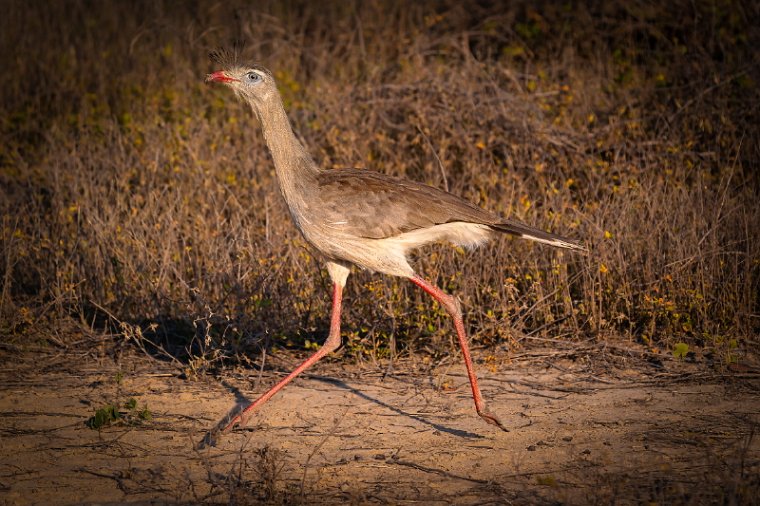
[[208, 43, 245, 68]]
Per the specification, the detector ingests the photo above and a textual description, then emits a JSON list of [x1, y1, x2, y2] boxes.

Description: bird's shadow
[[197, 380, 252, 449], [200, 374, 485, 447], [312, 376, 485, 439]]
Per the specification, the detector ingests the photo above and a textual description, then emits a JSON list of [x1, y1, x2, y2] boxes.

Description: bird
[[205, 60, 584, 435]]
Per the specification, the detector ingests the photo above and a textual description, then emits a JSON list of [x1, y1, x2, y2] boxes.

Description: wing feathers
[[490, 221, 585, 251], [316, 169, 584, 251]]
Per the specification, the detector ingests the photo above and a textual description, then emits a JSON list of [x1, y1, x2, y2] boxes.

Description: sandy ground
[[1, 344, 759, 505]]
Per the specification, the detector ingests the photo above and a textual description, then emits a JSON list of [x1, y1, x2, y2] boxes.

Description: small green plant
[[138, 406, 152, 420], [86, 398, 152, 429], [725, 338, 739, 364], [86, 404, 120, 429], [672, 342, 689, 359]]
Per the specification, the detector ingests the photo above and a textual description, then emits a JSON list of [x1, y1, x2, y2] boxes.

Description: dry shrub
[[1, 1, 758, 363]]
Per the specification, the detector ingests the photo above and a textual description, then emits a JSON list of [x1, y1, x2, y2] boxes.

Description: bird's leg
[[409, 275, 508, 432], [221, 282, 344, 433]]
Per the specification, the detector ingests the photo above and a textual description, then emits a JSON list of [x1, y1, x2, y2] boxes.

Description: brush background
[[1, 0, 758, 367]]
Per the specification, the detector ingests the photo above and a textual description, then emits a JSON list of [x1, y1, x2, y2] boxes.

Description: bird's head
[[205, 64, 278, 112]]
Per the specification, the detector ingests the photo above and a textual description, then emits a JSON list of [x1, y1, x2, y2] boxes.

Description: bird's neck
[[256, 99, 320, 214]]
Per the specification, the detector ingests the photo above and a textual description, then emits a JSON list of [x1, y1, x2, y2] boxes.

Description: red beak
[[205, 70, 237, 84]]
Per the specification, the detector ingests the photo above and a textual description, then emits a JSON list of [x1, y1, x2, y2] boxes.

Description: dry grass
[[1, 0, 758, 367]]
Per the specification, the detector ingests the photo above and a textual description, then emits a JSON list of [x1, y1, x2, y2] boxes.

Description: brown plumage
[[316, 168, 581, 245], [205, 62, 584, 439]]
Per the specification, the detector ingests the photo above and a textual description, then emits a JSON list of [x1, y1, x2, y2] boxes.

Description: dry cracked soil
[[1, 340, 759, 505]]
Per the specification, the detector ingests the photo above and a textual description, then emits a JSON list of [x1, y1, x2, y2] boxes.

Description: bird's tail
[[490, 220, 586, 252]]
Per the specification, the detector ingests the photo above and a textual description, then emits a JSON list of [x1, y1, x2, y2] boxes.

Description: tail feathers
[[490, 220, 586, 252]]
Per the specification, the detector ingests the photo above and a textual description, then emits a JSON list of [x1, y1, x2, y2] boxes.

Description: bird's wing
[[315, 169, 499, 239]]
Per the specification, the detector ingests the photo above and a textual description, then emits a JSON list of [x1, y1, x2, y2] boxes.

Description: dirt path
[[1, 348, 758, 504]]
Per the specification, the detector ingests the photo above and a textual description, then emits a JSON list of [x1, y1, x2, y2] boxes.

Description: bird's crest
[[208, 44, 272, 80], [208, 43, 246, 68]]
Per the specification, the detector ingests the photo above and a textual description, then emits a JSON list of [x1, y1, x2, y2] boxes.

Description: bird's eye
[[246, 72, 262, 83]]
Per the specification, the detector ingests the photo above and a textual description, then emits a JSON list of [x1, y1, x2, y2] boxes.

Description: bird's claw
[[478, 410, 509, 432], [221, 413, 247, 434], [198, 413, 248, 449]]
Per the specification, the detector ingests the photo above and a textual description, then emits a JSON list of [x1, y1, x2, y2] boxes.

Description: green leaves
[[86, 398, 152, 430], [672, 342, 689, 359], [86, 404, 120, 429]]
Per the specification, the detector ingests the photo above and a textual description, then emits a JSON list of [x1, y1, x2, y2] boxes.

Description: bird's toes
[[478, 410, 510, 432]]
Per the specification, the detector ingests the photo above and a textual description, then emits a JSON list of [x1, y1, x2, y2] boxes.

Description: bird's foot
[[197, 412, 250, 448], [221, 412, 249, 434], [478, 410, 509, 432]]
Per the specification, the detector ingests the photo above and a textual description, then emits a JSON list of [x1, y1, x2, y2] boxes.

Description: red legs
[[410, 275, 508, 432], [221, 275, 506, 434], [221, 282, 344, 433]]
